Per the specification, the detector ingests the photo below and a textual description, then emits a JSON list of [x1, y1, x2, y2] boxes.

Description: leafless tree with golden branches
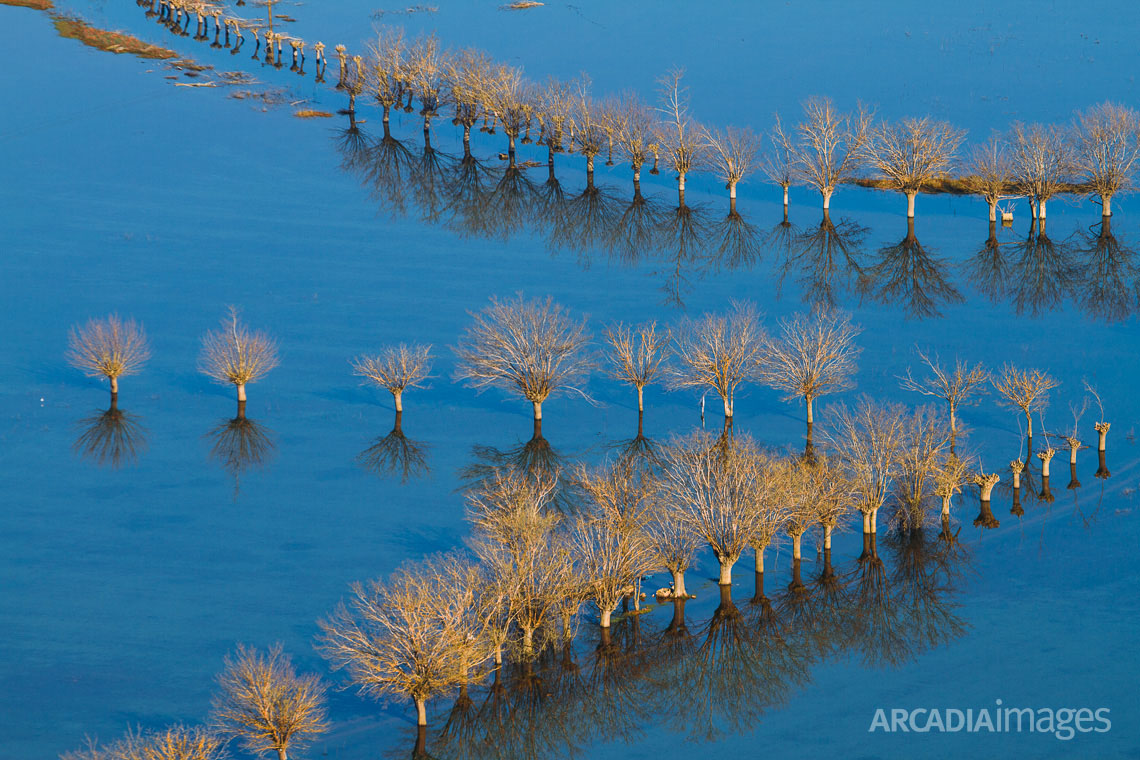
[[642, 484, 701, 599], [962, 135, 1016, 222], [658, 432, 782, 585], [67, 315, 151, 398], [211, 643, 328, 760], [573, 463, 658, 627], [613, 92, 657, 191], [1073, 102, 1140, 217], [864, 117, 965, 217], [765, 114, 797, 209], [366, 27, 407, 128], [352, 343, 432, 412], [759, 310, 861, 443], [899, 349, 989, 444], [789, 96, 873, 210], [445, 48, 495, 157], [453, 294, 591, 428], [889, 406, 951, 533], [657, 68, 708, 207], [705, 125, 761, 209], [406, 33, 452, 140], [603, 321, 671, 414], [484, 64, 532, 167], [824, 398, 906, 534], [569, 77, 608, 184], [318, 554, 491, 728], [62, 725, 226, 760], [670, 301, 766, 422], [992, 364, 1059, 439], [199, 307, 279, 404], [1009, 121, 1075, 222]]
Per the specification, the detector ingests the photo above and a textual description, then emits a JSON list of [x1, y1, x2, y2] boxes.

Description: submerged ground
[[1, 1, 1139, 758]]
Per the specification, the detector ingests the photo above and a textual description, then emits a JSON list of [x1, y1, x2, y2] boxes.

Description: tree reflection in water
[[205, 401, 275, 497], [72, 397, 148, 469], [356, 410, 431, 483]]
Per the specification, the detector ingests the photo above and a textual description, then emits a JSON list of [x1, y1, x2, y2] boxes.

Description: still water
[[1, 1, 1138, 758]]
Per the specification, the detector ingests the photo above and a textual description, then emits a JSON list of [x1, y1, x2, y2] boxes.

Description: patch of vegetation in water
[[51, 15, 178, 59]]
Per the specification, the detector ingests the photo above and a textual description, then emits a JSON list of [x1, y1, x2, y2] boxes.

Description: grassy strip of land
[[853, 176, 1090, 196], [0, 0, 54, 9], [52, 15, 178, 59], [294, 110, 334, 118]]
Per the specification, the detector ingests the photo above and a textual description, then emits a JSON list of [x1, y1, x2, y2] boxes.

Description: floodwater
[[1, 0, 1138, 758]]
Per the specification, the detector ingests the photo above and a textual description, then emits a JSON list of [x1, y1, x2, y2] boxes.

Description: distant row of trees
[[140, 2, 1140, 222]]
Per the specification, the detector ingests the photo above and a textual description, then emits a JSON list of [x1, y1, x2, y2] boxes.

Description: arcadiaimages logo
[[868, 699, 1111, 741]]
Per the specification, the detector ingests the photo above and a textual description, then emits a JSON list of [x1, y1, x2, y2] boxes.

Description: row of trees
[[67, 297, 1109, 454], [138, 3, 1140, 222]]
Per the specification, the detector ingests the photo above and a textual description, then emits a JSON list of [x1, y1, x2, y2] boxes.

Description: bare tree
[[212, 644, 327, 760], [864, 117, 965, 217], [406, 33, 452, 140], [199, 307, 279, 404], [573, 463, 658, 627], [484, 64, 532, 167], [889, 406, 950, 533], [962, 136, 1015, 222], [807, 454, 854, 549], [352, 343, 432, 412], [536, 77, 574, 171], [67, 315, 150, 398], [657, 68, 708, 206], [453, 294, 591, 426], [992, 364, 1059, 439], [613, 92, 657, 190], [933, 452, 973, 518], [445, 48, 494, 156], [658, 432, 780, 585], [759, 310, 862, 441], [465, 472, 573, 656], [318, 555, 490, 727], [789, 96, 873, 210], [63, 725, 226, 760], [1073, 102, 1140, 217], [764, 114, 796, 208], [569, 77, 607, 183], [603, 321, 671, 414], [1009, 122, 1075, 221], [705, 125, 761, 209], [898, 349, 989, 442], [366, 27, 407, 128], [824, 398, 905, 534], [643, 485, 701, 599], [670, 301, 766, 421]]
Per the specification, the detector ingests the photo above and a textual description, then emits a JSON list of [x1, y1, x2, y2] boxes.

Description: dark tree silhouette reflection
[[72, 397, 147, 469], [205, 402, 275, 497], [1075, 216, 1139, 322], [777, 209, 868, 310], [1010, 220, 1080, 318], [862, 217, 962, 318], [356, 410, 431, 483]]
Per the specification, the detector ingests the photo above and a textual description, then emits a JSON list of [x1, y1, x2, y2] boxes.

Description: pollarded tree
[[670, 301, 767, 422], [705, 125, 762, 209], [898, 348, 989, 443], [933, 451, 974, 518], [992, 364, 1059, 439], [406, 33, 452, 140], [790, 96, 874, 210], [759, 310, 862, 442], [962, 135, 1015, 222], [318, 554, 490, 728], [211, 644, 328, 760], [484, 64, 532, 167], [658, 68, 708, 206], [366, 27, 407, 128], [889, 406, 951, 533], [603, 321, 671, 414], [199, 307, 279, 404], [863, 117, 965, 218], [824, 398, 906, 534], [536, 76, 574, 171], [805, 453, 853, 550], [573, 463, 658, 627], [613, 92, 657, 191], [453, 294, 591, 427], [658, 432, 780, 585], [352, 343, 432, 412], [1073, 102, 1140, 217], [445, 48, 495, 157], [1009, 121, 1075, 221], [569, 77, 608, 183], [765, 114, 797, 209], [67, 314, 151, 399]]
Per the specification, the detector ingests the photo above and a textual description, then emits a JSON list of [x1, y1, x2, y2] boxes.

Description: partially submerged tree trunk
[[1095, 421, 1110, 452], [670, 568, 687, 598], [392, 389, 403, 413], [532, 400, 542, 422], [1102, 194, 1113, 217], [823, 523, 833, 550], [1038, 448, 1055, 477], [792, 533, 802, 560], [987, 200, 998, 223], [637, 385, 644, 413], [236, 383, 247, 403], [599, 607, 613, 628], [415, 696, 427, 726], [940, 493, 951, 517], [906, 190, 917, 218], [782, 184, 789, 208], [716, 553, 735, 585], [1096, 450, 1111, 479], [821, 186, 834, 210]]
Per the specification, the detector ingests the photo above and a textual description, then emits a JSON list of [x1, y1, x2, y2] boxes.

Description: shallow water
[[2, 1, 1139, 758]]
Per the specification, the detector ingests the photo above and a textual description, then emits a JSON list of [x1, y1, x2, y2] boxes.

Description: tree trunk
[[1012, 470, 1021, 489], [906, 191, 916, 218], [783, 185, 789, 207], [415, 697, 427, 727], [599, 607, 612, 628], [237, 383, 247, 403], [792, 533, 802, 560], [1039, 199, 1047, 219], [508, 134, 516, 167], [1070, 446, 1078, 464], [754, 544, 765, 573], [722, 394, 732, 418], [988, 200, 997, 222], [277, 749, 287, 760], [870, 508, 878, 533], [805, 394, 814, 425], [1103, 194, 1113, 217], [532, 400, 542, 421], [393, 389, 403, 412], [1097, 426, 1108, 451], [633, 167, 641, 183], [717, 557, 734, 585], [462, 125, 471, 157], [1041, 458, 1051, 477], [110, 376, 119, 394], [729, 181, 737, 200], [824, 524, 832, 550], [236, 400, 247, 420], [1025, 411, 1033, 438], [822, 187, 833, 210], [637, 385, 644, 413], [522, 627, 534, 654], [862, 511, 871, 533], [941, 493, 951, 517], [671, 568, 687, 597]]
